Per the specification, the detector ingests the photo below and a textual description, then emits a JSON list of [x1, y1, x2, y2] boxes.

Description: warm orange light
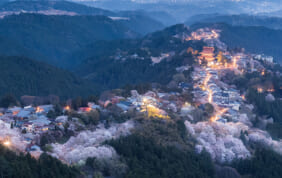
[[183, 102, 191, 107], [12, 111, 19, 116], [210, 108, 228, 122], [241, 95, 246, 100], [141, 99, 169, 119], [208, 89, 213, 103], [257, 88, 263, 93], [36, 107, 44, 113], [42, 128, 48, 131], [261, 70, 265, 76], [3, 140, 10, 147], [267, 88, 275, 92], [64, 106, 70, 111], [232, 56, 238, 68]]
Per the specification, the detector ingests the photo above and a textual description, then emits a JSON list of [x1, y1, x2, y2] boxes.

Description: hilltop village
[[0, 26, 282, 165]]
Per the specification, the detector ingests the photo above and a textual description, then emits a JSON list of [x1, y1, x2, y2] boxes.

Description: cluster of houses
[[0, 105, 53, 134], [96, 84, 200, 121], [189, 27, 275, 123], [186, 28, 227, 51], [254, 54, 274, 64], [192, 66, 243, 122], [99, 90, 190, 119], [0, 103, 100, 149]]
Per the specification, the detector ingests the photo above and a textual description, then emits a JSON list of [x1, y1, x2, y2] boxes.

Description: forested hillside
[[0, 0, 165, 36], [0, 14, 137, 67], [0, 144, 79, 178], [75, 25, 204, 89], [0, 56, 99, 98]]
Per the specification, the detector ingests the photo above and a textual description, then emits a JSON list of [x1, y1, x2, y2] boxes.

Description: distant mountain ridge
[[0, 0, 115, 16], [0, 13, 137, 67], [0, 0, 165, 35], [186, 14, 282, 30]]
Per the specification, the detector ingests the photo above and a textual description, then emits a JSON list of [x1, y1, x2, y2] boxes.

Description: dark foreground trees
[[0, 144, 79, 178], [232, 149, 282, 178], [108, 134, 215, 178]]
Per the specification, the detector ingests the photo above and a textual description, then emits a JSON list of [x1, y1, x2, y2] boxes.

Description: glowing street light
[[3, 140, 11, 147], [257, 88, 263, 93]]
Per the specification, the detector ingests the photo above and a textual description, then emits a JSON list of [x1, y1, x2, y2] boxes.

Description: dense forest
[[0, 56, 99, 99], [232, 149, 282, 178], [108, 134, 215, 178], [0, 144, 79, 178], [0, 14, 137, 67], [76, 53, 193, 90], [75, 24, 204, 89]]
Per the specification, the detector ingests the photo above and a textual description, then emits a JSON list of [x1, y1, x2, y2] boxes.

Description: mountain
[[259, 9, 282, 18], [117, 10, 177, 27], [192, 23, 282, 63], [0, 1, 165, 68], [186, 14, 282, 30], [79, 0, 275, 22], [73, 24, 204, 89], [117, 11, 165, 35], [0, 1, 165, 35], [0, 0, 115, 16], [0, 56, 99, 98], [0, 13, 137, 67]]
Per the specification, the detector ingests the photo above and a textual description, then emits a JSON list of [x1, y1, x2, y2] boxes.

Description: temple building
[[200, 47, 215, 62]]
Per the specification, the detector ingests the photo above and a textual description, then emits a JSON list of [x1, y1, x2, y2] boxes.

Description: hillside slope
[[0, 56, 99, 98], [0, 13, 137, 67], [0, 0, 165, 35], [74, 24, 204, 89]]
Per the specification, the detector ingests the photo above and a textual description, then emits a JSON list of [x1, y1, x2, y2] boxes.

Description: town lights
[[210, 116, 218, 122], [232, 57, 238, 68], [36, 107, 44, 113], [142, 98, 148, 104], [241, 95, 246, 100], [257, 88, 263, 93], [208, 91, 213, 103], [3, 140, 10, 147], [210, 108, 228, 122], [64, 106, 70, 111], [184, 102, 191, 107]]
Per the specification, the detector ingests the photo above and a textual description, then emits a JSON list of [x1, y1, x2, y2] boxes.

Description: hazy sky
[[70, 0, 281, 3]]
